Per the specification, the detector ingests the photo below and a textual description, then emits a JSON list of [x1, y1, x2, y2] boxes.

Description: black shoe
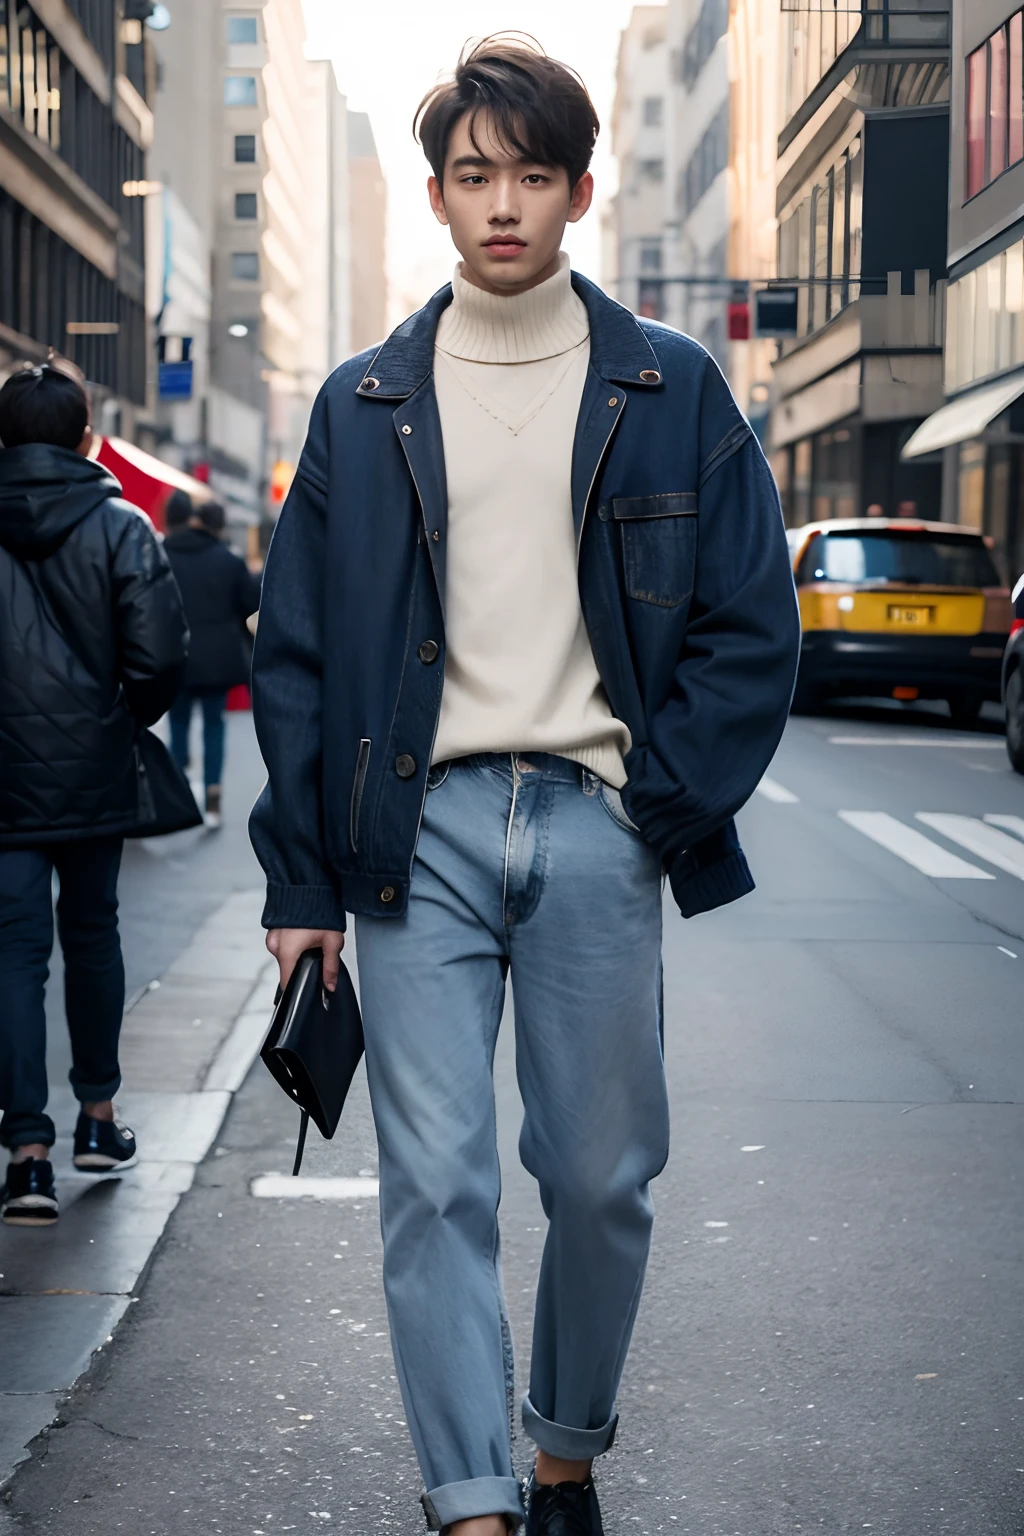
[[1, 1158, 59, 1226], [73, 1111, 137, 1171], [525, 1473, 604, 1536]]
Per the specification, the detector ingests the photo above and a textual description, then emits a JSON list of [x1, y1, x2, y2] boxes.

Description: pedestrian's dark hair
[[164, 489, 193, 529], [199, 499, 227, 534], [0, 361, 90, 450], [414, 34, 600, 189]]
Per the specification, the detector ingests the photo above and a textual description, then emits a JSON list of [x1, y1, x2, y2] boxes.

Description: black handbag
[[260, 948, 365, 1175], [129, 728, 203, 837]]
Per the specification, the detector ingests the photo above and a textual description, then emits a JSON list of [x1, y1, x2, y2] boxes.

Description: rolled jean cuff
[[69, 1070, 121, 1105], [421, 1476, 525, 1531], [522, 1395, 618, 1460]]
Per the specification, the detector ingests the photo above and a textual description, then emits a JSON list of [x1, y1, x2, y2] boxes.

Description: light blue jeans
[[355, 753, 669, 1530]]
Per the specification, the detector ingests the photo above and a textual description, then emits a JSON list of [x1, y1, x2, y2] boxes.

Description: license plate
[[888, 605, 932, 625]]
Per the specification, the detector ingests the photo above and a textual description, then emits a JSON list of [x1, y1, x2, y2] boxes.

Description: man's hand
[[267, 928, 345, 992]]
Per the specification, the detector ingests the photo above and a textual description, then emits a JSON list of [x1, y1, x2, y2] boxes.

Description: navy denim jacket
[[250, 273, 800, 930]]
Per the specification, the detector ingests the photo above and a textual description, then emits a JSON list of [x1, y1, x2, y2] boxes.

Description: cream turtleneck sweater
[[431, 254, 630, 787]]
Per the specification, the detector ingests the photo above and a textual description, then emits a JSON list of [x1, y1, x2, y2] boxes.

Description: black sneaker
[[1, 1159, 59, 1226], [73, 1110, 137, 1171], [525, 1473, 604, 1536]]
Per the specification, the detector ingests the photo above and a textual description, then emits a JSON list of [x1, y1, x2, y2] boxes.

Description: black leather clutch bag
[[260, 948, 364, 1174]]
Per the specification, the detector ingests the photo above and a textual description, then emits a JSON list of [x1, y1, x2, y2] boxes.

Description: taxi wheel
[[947, 692, 983, 727], [1006, 669, 1024, 774]]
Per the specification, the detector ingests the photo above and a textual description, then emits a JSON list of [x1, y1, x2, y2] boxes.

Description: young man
[[0, 363, 188, 1224], [251, 37, 799, 1536]]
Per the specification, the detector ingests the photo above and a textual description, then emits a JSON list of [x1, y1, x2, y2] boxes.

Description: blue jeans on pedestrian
[[355, 753, 669, 1530], [0, 838, 125, 1150], [168, 688, 227, 788]]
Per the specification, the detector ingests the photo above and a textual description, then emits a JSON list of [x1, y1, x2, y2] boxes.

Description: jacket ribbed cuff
[[668, 847, 755, 919], [260, 882, 346, 932]]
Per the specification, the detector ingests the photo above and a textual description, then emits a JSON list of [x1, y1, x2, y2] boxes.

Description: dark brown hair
[[414, 34, 600, 188], [0, 361, 89, 450]]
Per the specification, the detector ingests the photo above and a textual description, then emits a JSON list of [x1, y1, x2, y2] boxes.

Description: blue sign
[[158, 360, 193, 400]]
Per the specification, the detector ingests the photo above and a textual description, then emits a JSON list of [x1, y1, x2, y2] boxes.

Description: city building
[[606, 6, 669, 319], [147, 0, 386, 549], [664, 0, 730, 360], [0, 0, 154, 428], [768, 0, 952, 526], [901, 0, 1024, 580]]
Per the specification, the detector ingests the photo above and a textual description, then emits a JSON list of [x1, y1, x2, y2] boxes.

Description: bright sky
[[301, 0, 654, 324]]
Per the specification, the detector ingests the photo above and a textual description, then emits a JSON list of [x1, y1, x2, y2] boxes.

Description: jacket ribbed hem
[[668, 847, 755, 919], [260, 882, 346, 931]]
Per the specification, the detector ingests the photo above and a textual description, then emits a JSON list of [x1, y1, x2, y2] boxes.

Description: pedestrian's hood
[[0, 443, 122, 560]]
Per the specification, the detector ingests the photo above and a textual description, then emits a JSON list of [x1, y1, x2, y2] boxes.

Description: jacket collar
[[355, 270, 664, 401]]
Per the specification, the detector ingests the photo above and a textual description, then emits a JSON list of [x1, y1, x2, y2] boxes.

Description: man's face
[[428, 111, 593, 296]]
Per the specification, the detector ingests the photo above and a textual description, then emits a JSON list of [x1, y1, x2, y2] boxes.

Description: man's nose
[[489, 180, 521, 224]]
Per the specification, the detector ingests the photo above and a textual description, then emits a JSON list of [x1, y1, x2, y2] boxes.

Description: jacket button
[[418, 640, 439, 664], [401, 424, 413, 435], [608, 396, 618, 407], [639, 369, 661, 383], [432, 530, 440, 542], [361, 376, 379, 391], [380, 886, 395, 903], [395, 754, 416, 778]]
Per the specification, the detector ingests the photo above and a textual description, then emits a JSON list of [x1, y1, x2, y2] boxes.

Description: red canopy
[[92, 436, 213, 533]]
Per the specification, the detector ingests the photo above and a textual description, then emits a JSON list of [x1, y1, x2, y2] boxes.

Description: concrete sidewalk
[[0, 887, 276, 1488]]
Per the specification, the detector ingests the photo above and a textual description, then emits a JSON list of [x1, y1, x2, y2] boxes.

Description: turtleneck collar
[[435, 251, 590, 364]]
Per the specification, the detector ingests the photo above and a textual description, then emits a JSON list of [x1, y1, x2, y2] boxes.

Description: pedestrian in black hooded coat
[[163, 493, 261, 828], [0, 362, 189, 1229]]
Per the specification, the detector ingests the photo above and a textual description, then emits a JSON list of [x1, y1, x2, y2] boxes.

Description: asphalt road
[[6, 702, 1023, 1536]]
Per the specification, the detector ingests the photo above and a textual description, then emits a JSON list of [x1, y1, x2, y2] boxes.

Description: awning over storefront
[[901, 371, 1024, 459], [91, 436, 212, 531]]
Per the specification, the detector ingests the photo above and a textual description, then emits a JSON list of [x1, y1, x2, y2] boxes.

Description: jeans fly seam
[[501, 754, 519, 931]]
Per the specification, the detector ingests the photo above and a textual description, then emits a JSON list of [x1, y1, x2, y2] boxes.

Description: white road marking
[[916, 814, 1024, 880], [985, 814, 1024, 841], [997, 946, 1018, 959], [740, 1145, 766, 1152], [251, 1175, 380, 1200], [756, 775, 799, 803], [838, 812, 995, 878], [828, 736, 1004, 749]]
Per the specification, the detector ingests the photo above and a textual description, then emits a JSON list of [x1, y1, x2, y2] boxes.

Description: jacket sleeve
[[249, 391, 345, 932], [111, 508, 189, 725], [621, 357, 800, 908]]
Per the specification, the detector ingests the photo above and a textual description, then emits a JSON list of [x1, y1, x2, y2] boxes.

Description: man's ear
[[75, 424, 94, 458], [567, 171, 594, 225], [427, 174, 449, 227]]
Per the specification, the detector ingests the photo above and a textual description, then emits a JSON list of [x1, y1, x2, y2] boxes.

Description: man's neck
[[457, 249, 563, 299]]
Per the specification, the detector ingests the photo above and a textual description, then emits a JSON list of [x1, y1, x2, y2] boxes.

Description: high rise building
[[0, 0, 153, 426], [607, 8, 669, 320], [147, 0, 386, 547]]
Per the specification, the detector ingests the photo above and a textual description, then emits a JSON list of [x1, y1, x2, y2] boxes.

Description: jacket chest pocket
[[612, 493, 698, 608]]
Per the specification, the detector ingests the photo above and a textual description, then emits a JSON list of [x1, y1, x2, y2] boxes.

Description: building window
[[777, 136, 862, 339], [234, 192, 258, 219], [680, 0, 728, 89], [638, 280, 662, 321], [640, 242, 662, 273], [966, 9, 1024, 200], [234, 134, 257, 163], [642, 95, 663, 127], [680, 102, 728, 216], [227, 16, 259, 44], [640, 158, 664, 182], [224, 75, 258, 107], [231, 251, 259, 281]]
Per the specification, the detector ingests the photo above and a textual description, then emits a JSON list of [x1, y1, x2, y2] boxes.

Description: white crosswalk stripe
[[838, 811, 996, 878], [756, 775, 799, 803], [985, 814, 1024, 841], [916, 814, 1024, 881]]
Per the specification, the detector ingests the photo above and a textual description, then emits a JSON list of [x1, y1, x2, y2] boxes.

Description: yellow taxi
[[786, 519, 1013, 723]]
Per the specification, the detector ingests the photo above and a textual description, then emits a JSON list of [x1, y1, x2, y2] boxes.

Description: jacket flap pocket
[[612, 492, 697, 520]]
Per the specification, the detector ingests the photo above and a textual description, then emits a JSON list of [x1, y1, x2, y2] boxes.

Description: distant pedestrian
[[866, 502, 885, 517], [0, 362, 189, 1226], [251, 35, 800, 1536], [164, 494, 261, 828]]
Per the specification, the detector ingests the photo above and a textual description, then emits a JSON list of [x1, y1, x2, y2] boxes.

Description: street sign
[[756, 288, 799, 336], [158, 360, 193, 399]]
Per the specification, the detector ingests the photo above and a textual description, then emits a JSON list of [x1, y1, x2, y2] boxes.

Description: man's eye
[[524, 175, 547, 185], [463, 175, 486, 186]]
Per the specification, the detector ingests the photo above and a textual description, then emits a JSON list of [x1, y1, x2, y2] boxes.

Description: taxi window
[[796, 531, 1001, 588]]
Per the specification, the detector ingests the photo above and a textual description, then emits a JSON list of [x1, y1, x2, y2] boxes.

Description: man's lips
[[483, 237, 527, 253]]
